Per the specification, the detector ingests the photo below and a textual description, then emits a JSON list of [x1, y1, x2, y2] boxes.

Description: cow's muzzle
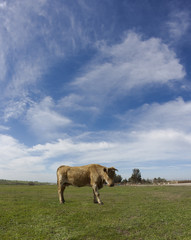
[[109, 183, 114, 187]]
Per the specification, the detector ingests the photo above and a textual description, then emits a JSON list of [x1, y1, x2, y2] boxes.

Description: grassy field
[[0, 184, 191, 240]]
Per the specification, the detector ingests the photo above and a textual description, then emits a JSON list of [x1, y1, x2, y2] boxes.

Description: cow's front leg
[[92, 185, 103, 205]]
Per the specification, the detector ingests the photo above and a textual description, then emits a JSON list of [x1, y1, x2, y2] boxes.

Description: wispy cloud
[[118, 97, 191, 132], [0, 0, 49, 118], [58, 94, 99, 113], [26, 97, 72, 140], [0, 125, 9, 131], [0, 0, 92, 120], [0, 1, 6, 9], [3, 97, 32, 122], [167, 10, 190, 40]]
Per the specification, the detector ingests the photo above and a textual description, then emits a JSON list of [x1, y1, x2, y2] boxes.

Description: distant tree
[[141, 178, 152, 184], [121, 178, 128, 184], [153, 177, 167, 184], [28, 181, 35, 186], [114, 174, 123, 183], [128, 169, 142, 183]]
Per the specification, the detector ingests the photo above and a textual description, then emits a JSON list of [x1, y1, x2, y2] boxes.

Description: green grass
[[0, 185, 191, 240]]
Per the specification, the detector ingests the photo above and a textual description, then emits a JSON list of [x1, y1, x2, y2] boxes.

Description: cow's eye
[[103, 168, 107, 172]]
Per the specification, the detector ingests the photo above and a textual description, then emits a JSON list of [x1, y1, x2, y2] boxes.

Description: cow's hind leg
[[92, 189, 98, 203], [92, 185, 103, 205], [57, 181, 65, 204]]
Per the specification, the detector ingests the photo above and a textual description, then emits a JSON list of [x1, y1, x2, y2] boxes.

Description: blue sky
[[0, 0, 191, 182]]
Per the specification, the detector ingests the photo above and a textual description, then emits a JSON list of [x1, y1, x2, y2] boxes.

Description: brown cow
[[57, 164, 118, 205]]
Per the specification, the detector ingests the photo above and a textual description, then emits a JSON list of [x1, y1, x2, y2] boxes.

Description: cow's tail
[[56, 165, 67, 185], [56, 166, 61, 185]]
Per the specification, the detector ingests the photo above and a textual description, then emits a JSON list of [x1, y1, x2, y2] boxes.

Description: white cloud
[[167, 10, 190, 40], [30, 121, 191, 167], [0, 1, 6, 9], [0, 133, 116, 182], [126, 129, 191, 161], [29, 128, 191, 180], [26, 97, 72, 139], [0, 134, 45, 176], [21, 98, 191, 181], [57, 94, 100, 116], [0, 122, 191, 182], [73, 32, 185, 106], [0, 134, 28, 164], [0, 125, 9, 131], [118, 97, 191, 132], [31, 138, 113, 159]]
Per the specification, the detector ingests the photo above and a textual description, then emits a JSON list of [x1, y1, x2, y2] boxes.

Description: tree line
[[114, 168, 167, 184], [0, 179, 52, 185]]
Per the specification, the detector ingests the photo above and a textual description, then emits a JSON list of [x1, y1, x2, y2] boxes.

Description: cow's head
[[103, 167, 118, 187]]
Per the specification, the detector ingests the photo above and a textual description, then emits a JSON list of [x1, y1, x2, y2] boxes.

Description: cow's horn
[[111, 167, 118, 171]]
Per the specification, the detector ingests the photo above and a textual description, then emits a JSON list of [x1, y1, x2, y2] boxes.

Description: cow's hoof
[[99, 202, 104, 205]]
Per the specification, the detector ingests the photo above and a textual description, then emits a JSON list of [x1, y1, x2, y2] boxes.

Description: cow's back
[[57, 165, 91, 187]]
